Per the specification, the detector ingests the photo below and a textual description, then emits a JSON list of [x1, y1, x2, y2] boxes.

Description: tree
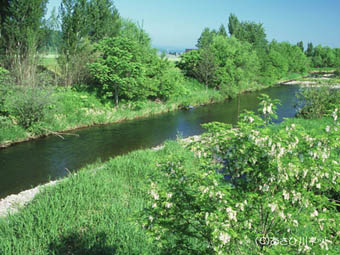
[[42, 7, 61, 53], [297, 41, 304, 52], [218, 24, 227, 37], [228, 13, 240, 36], [195, 48, 217, 89], [87, 0, 120, 42], [196, 27, 216, 49], [211, 35, 260, 94], [306, 42, 314, 57], [58, 0, 89, 85], [0, 0, 48, 84], [89, 37, 146, 106]]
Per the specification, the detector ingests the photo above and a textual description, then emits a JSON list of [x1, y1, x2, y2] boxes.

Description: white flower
[[219, 232, 231, 244], [152, 203, 157, 208], [292, 220, 298, 227], [303, 244, 311, 251], [268, 203, 277, 212], [202, 187, 209, 194], [311, 209, 318, 218], [226, 207, 237, 221], [167, 193, 173, 199], [316, 183, 321, 189], [150, 190, 159, 200], [149, 216, 154, 222], [283, 190, 290, 200], [309, 237, 317, 244], [320, 239, 332, 250], [325, 126, 330, 132], [279, 211, 286, 220], [165, 202, 172, 208]]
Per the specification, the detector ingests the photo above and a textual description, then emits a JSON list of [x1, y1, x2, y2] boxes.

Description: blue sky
[[47, 0, 340, 50]]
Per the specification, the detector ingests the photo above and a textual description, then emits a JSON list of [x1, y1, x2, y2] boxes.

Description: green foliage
[[119, 19, 152, 47], [296, 85, 340, 119], [90, 35, 187, 105], [144, 96, 340, 254], [87, 0, 121, 42], [306, 42, 314, 57], [89, 36, 147, 105], [211, 36, 260, 95], [58, 37, 97, 86], [228, 14, 267, 50], [297, 41, 304, 52], [228, 13, 240, 37], [307, 44, 340, 68], [176, 50, 201, 78], [0, 0, 48, 84], [4, 85, 55, 129], [0, 66, 9, 85], [196, 27, 217, 49], [269, 41, 309, 74]]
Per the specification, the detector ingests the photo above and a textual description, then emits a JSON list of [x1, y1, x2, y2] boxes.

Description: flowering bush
[[143, 95, 340, 254]]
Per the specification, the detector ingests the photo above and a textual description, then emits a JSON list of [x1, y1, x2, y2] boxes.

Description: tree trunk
[[114, 84, 119, 107]]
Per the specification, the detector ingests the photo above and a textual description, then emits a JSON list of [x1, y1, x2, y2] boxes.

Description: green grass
[[279, 72, 309, 82], [310, 67, 336, 72], [40, 55, 59, 74], [0, 79, 224, 146], [0, 69, 314, 147], [0, 141, 191, 254], [0, 116, 333, 254]]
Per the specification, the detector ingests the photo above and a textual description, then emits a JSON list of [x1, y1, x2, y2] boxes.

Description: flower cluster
[[142, 95, 340, 254]]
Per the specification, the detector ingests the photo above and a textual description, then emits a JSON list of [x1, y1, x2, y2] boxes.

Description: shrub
[[4, 85, 55, 129], [296, 86, 340, 119], [143, 95, 340, 254]]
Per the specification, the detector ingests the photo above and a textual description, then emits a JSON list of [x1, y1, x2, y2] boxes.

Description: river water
[[0, 85, 300, 198]]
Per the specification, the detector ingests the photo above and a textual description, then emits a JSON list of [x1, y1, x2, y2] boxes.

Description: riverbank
[[0, 73, 307, 150], [0, 135, 199, 217], [0, 116, 335, 254], [0, 79, 222, 149]]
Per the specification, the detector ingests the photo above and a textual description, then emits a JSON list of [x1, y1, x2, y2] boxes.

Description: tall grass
[[0, 141, 190, 254], [0, 79, 224, 146]]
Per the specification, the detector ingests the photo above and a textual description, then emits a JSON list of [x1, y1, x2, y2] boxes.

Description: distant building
[[185, 49, 195, 53]]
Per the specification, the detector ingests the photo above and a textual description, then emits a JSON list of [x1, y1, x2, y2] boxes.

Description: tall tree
[[58, 0, 89, 85], [196, 28, 216, 49], [87, 0, 120, 42], [297, 41, 304, 52], [0, 0, 48, 84], [89, 36, 145, 106], [306, 42, 314, 57], [43, 7, 61, 53], [228, 13, 240, 36], [218, 24, 227, 37], [195, 48, 217, 89]]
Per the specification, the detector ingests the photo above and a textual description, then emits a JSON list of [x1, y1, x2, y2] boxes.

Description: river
[[0, 85, 300, 198]]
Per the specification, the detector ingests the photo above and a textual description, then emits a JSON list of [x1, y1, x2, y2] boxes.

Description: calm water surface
[[0, 85, 300, 198]]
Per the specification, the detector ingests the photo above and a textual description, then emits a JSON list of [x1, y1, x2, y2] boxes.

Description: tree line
[[1, 2, 340, 109]]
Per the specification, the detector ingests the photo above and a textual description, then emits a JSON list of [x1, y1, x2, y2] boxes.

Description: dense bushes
[[296, 86, 340, 119], [89, 36, 186, 105], [2, 85, 55, 129], [306, 44, 340, 68], [177, 14, 310, 92], [143, 96, 340, 254]]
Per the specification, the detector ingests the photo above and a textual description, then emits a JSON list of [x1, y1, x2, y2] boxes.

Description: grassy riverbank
[[0, 116, 336, 254], [0, 71, 309, 149], [0, 79, 222, 148]]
